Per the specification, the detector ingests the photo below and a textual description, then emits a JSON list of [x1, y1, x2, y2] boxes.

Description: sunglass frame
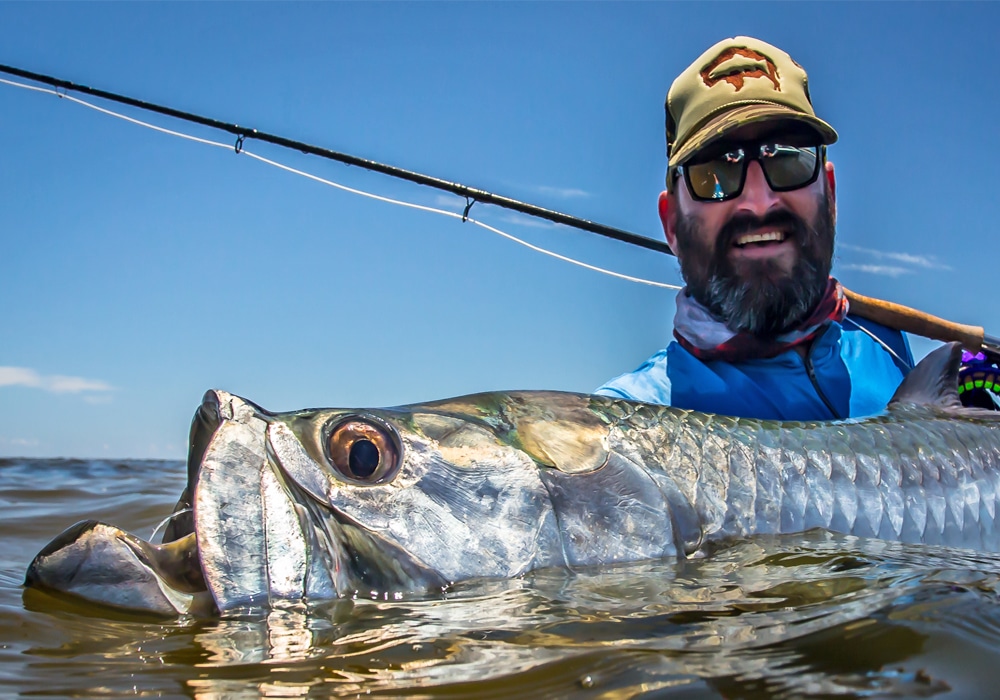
[[674, 142, 825, 203]]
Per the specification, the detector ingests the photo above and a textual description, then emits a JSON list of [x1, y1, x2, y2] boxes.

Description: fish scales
[[870, 427, 904, 540], [984, 439, 1000, 527], [855, 452, 884, 538], [750, 422, 783, 536], [693, 414, 731, 538], [721, 418, 757, 538], [943, 422, 993, 548], [601, 402, 1000, 553], [968, 435, 997, 530], [831, 443, 860, 534]]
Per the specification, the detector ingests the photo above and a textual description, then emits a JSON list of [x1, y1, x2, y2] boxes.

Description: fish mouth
[[24, 390, 274, 616], [26, 389, 444, 617], [25, 390, 322, 616]]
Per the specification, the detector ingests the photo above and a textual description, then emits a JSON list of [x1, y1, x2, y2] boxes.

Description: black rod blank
[[0, 62, 674, 256]]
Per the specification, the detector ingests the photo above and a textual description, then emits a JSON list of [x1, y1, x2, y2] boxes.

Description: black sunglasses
[[675, 142, 824, 203]]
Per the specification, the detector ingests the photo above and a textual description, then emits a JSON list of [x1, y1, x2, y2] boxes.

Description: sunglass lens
[[761, 145, 818, 190], [685, 154, 745, 200]]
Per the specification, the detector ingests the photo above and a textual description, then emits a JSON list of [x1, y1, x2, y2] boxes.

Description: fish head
[[249, 388, 611, 603], [26, 388, 611, 616]]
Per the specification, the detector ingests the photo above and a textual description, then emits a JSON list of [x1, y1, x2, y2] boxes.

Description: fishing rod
[[0, 63, 671, 257], [844, 292, 1000, 357], [2, 62, 997, 356]]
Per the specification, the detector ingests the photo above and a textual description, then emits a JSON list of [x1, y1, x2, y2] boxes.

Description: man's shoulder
[[839, 315, 914, 373], [595, 320, 910, 416], [594, 347, 672, 403]]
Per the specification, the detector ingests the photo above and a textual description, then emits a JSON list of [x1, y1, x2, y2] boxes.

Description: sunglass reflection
[[680, 143, 821, 202]]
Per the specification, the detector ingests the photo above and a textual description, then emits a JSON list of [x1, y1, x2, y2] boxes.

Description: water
[[4, 459, 1000, 698]]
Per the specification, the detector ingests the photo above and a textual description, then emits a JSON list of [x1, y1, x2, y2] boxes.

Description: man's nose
[[736, 161, 780, 215]]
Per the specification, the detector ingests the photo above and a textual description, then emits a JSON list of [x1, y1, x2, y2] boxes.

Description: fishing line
[[10, 64, 999, 354], [1, 75, 681, 291], [149, 508, 191, 542], [0, 63, 675, 253]]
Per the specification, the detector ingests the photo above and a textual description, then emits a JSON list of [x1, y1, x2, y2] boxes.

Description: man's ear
[[825, 160, 837, 223], [658, 190, 678, 252]]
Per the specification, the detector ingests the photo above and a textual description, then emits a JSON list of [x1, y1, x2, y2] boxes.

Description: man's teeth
[[734, 231, 786, 247]]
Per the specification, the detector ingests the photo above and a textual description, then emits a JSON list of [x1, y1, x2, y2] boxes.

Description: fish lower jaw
[[25, 520, 216, 617]]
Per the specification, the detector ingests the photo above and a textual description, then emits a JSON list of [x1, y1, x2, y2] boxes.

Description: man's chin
[[699, 259, 828, 336], [728, 256, 796, 286]]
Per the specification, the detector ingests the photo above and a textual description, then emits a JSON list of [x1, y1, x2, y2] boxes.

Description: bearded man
[[597, 36, 912, 420]]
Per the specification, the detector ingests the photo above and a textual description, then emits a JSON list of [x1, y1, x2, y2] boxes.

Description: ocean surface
[[4, 458, 1000, 698]]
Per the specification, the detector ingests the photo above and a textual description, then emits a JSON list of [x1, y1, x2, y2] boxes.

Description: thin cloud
[[533, 185, 591, 199], [0, 436, 39, 448], [0, 367, 114, 394], [838, 243, 953, 271], [837, 264, 912, 278], [497, 212, 562, 230], [431, 194, 465, 212]]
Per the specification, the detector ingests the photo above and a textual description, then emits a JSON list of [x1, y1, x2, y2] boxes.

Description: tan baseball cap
[[666, 36, 838, 170]]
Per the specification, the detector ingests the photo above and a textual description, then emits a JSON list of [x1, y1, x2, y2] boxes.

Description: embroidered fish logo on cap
[[700, 46, 781, 92]]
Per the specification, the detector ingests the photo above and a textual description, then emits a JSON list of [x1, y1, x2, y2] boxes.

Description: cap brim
[[670, 103, 838, 167]]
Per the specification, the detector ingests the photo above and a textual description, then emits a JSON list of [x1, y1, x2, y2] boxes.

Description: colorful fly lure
[[958, 350, 1000, 409]]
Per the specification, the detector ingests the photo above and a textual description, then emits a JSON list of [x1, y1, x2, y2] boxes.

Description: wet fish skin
[[25, 342, 1000, 616], [261, 342, 1000, 590], [606, 392, 1000, 554], [602, 342, 1000, 553]]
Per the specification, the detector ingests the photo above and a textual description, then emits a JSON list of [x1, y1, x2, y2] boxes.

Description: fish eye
[[326, 417, 401, 484]]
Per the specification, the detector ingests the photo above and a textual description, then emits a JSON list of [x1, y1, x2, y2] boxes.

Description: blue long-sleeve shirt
[[595, 317, 912, 420]]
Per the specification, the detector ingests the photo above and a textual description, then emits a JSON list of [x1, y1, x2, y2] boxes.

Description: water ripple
[[4, 460, 1000, 698]]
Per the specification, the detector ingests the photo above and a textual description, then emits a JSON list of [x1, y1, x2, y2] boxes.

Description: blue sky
[[1, 2, 995, 458]]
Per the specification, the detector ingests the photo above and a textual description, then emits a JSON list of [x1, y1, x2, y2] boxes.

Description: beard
[[672, 193, 835, 337]]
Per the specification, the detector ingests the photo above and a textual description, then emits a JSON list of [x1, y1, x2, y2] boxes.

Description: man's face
[[667, 124, 835, 336]]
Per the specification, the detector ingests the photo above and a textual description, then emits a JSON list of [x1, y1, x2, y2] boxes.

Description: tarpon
[[25, 343, 1000, 616]]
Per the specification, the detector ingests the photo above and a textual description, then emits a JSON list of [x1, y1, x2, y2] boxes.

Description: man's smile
[[729, 228, 796, 263], [733, 230, 785, 247]]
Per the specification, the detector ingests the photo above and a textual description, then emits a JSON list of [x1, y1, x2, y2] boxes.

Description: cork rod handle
[[844, 288, 986, 352]]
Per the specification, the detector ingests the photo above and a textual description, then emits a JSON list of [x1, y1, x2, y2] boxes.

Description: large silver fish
[[25, 343, 1000, 616]]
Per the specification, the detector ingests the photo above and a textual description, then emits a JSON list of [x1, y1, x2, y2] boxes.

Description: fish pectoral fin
[[505, 394, 610, 474], [517, 418, 609, 474]]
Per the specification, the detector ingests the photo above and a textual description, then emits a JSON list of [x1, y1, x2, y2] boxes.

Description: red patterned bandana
[[673, 278, 849, 362]]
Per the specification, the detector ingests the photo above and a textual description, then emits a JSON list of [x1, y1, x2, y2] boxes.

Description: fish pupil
[[349, 439, 380, 478]]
